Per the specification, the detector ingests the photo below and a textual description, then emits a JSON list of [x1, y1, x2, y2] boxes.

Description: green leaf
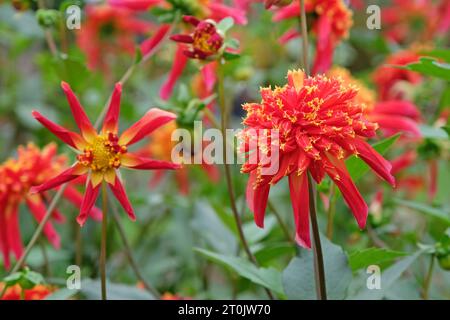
[[397, 57, 450, 81], [420, 49, 450, 63], [346, 133, 400, 182], [216, 17, 234, 34], [225, 38, 240, 50], [348, 248, 409, 271], [79, 279, 155, 300], [282, 236, 352, 300], [351, 250, 425, 299], [223, 52, 241, 61], [392, 198, 450, 225], [45, 288, 78, 300], [419, 124, 449, 139], [194, 248, 284, 296]]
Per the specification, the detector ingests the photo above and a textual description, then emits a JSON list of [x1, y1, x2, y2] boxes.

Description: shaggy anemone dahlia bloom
[[31, 82, 181, 226], [0, 143, 100, 269], [241, 70, 395, 247], [327, 67, 421, 138], [272, 0, 353, 74]]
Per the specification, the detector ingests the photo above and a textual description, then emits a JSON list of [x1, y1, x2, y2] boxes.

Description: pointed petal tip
[[61, 81, 70, 90], [295, 235, 311, 249], [76, 215, 87, 227], [29, 186, 40, 194]]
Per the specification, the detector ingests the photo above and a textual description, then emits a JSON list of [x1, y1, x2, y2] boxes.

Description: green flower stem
[[326, 184, 336, 240], [100, 182, 108, 300], [109, 197, 161, 299], [422, 254, 435, 300], [299, 0, 310, 74], [217, 62, 274, 300], [308, 174, 327, 300]]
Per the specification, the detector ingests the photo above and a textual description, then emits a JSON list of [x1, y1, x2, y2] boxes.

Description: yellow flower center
[[77, 132, 127, 172]]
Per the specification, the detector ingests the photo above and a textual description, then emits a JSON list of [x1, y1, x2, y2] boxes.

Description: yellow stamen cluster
[[77, 133, 127, 172]]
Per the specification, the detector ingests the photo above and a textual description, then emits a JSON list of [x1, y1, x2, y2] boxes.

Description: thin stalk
[[100, 182, 108, 300], [268, 201, 294, 243], [0, 285, 7, 299], [39, 240, 51, 277], [217, 62, 274, 300], [10, 184, 67, 273], [422, 254, 435, 300], [326, 184, 336, 239], [299, 0, 310, 74], [110, 198, 161, 299], [308, 174, 327, 300], [37, 0, 58, 57], [75, 222, 83, 267]]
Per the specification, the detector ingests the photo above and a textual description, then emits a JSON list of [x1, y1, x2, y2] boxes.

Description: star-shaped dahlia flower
[[170, 16, 224, 60], [31, 82, 181, 226], [241, 70, 395, 248]]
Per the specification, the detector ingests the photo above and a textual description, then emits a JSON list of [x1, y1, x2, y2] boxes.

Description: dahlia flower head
[[31, 82, 181, 226], [0, 143, 101, 269], [241, 70, 396, 248], [171, 16, 225, 60]]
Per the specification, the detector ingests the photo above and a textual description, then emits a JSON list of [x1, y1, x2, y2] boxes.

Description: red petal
[[61, 81, 96, 140], [246, 171, 270, 228], [351, 138, 396, 187], [32, 110, 86, 149], [369, 114, 421, 138], [25, 196, 61, 249], [76, 181, 101, 226], [119, 108, 177, 146], [288, 172, 311, 248], [0, 196, 11, 269], [108, 177, 136, 221], [30, 164, 86, 194], [121, 153, 181, 170], [373, 100, 421, 120], [140, 24, 171, 57], [170, 34, 194, 43], [5, 203, 23, 260], [159, 45, 188, 100], [63, 185, 102, 221], [102, 83, 122, 133], [325, 162, 368, 229]]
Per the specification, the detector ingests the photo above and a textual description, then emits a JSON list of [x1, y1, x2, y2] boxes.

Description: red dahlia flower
[[0, 283, 54, 300], [0, 143, 100, 269], [241, 70, 395, 247], [272, 0, 353, 74], [171, 16, 224, 60], [373, 49, 423, 101], [31, 82, 181, 226], [77, 4, 152, 72]]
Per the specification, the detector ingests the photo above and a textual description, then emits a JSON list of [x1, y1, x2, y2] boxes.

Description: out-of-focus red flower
[[171, 16, 224, 60], [328, 67, 421, 138], [0, 283, 54, 300], [139, 122, 219, 195], [382, 0, 450, 44], [161, 292, 191, 300], [107, 0, 163, 11], [272, 0, 353, 74], [0, 143, 101, 270], [265, 0, 292, 9], [77, 5, 152, 72], [241, 70, 395, 247], [31, 82, 181, 226], [373, 49, 423, 101], [160, 0, 247, 100]]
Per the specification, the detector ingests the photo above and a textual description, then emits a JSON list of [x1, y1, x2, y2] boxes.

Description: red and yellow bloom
[[31, 82, 181, 226], [241, 70, 395, 247], [0, 283, 54, 300], [0, 143, 101, 269]]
